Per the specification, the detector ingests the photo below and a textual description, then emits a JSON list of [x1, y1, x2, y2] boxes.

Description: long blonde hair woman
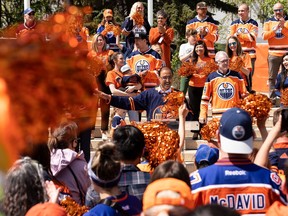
[[87, 34, 114, 140]]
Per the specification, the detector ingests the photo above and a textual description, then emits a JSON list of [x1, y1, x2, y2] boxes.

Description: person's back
[[48, 121, 91, 205], [113, 125, 150, 200], [84, 142, 142, 216], [191, 108, 287, 215]]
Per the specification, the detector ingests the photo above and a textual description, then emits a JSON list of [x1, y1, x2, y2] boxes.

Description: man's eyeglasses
[[160, 76, 173, 80], [228, 42, 237, 47], [218, 59, 229, 64], [197, 7, 207, 10], [274, 9, 283, 12], [28, 12, 35, 16]]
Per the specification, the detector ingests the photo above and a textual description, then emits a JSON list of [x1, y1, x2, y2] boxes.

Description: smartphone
[[281, 108, 288, 132]]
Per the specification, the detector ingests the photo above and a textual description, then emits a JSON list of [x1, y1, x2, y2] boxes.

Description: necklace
[[24, 21, 36, 30]]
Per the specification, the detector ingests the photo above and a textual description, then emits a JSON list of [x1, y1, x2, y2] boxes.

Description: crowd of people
[[1, 1, 288, 216]]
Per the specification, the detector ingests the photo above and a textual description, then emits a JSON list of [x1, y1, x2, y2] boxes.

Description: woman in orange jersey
[[226, 35, 252, 92], [87, 34, 114, 140], [188, 40, 217, 139], [149, 9, 174, 68], [105, 52, 141, 122]]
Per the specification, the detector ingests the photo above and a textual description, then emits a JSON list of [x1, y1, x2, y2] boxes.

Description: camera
[[281, 108, 288, 132]]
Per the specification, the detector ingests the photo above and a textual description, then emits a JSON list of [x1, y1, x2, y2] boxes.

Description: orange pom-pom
[[60, 197, 88, 216], [281, 88, 288, 106], [229, 56, 244, 72], [177, 62, 197, 77], [234, 93, 272, 119], [132, 121, 179, 169], [161, 92, 185, 119], [131, 12, 144, 26], [200, 118, 220, 141]]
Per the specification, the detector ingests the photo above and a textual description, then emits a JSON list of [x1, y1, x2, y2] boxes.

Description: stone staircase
[[91, 107, 278, 174]]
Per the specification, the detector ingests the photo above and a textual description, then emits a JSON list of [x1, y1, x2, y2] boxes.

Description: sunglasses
[[274, 9, 283, 12], [28, 12, 35, 16], [228, 42, 237, 46]]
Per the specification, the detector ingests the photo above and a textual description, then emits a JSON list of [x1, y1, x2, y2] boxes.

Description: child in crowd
[[110, 107, 127, 137], [116, 64, 142, 93], [84, 142, 142, 216]]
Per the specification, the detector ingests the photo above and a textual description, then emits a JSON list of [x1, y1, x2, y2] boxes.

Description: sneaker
[[101, 132, 108, 141]]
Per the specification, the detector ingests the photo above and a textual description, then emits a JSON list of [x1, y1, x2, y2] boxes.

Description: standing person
[[87, 34, 114, 140], [190, 108, 287, 215], [97, 9, 121, 52], [199, 51, 247, 124], [186, 2, 219, 58], [262, 2, 288, 99], [16, 7, 40, 40], [149, 9, 174, 68], [274, 52, 288, 103], [105, 53, 141, 122], [226, 35, 252, 92], [179, 29, 198, 94], [187, 40, 216, 133], [122, 2, 151, 50], [126, 32, 162, 90], [229, 3, 258, 91], [48, 121, 91, 205], [84, 142, 142, 216]]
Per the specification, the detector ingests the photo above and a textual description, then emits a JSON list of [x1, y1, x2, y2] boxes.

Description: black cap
[[134, 32, 148, 40]]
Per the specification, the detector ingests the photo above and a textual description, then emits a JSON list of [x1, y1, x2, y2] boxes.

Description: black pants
[[75, 117, 93, 163], [96, 71, 111, 131], [188, 86, 204, 121]]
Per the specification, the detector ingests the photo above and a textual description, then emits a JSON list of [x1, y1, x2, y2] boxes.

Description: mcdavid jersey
[[190, 158, 287, 215]]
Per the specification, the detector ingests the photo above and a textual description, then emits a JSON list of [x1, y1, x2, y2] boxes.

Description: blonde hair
[[91, 33, 109, 52], [129, 2, 144, 17]]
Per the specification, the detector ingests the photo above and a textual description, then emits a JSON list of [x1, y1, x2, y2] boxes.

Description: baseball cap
[[120, 65, 131, 73], [219, 108, 253, 154], [142, 178, 194, 211], [25, 202, 67, 216], [134, 32, 148, 40], [103, 9, 113, 18], [24, 7, 34, 15], [195, 144, 219, 165]]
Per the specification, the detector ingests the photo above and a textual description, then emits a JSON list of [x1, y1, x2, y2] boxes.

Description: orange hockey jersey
[[262, 16, 288, 56], [186, 16, 219, 58], [229, 19, 258, 59], [126, 48, 162, 88], [199, 70, 247, 119]]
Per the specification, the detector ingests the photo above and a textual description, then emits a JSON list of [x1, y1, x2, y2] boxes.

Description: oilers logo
[[106, 31, 114, 39], [232, 126, 245, 140], [135, 59, 150, 73], [236, 27, 249, 35], [217, 82, 234, 100]]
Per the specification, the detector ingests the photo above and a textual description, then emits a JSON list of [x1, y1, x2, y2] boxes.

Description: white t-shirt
[[179, 42, 194, 61]]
